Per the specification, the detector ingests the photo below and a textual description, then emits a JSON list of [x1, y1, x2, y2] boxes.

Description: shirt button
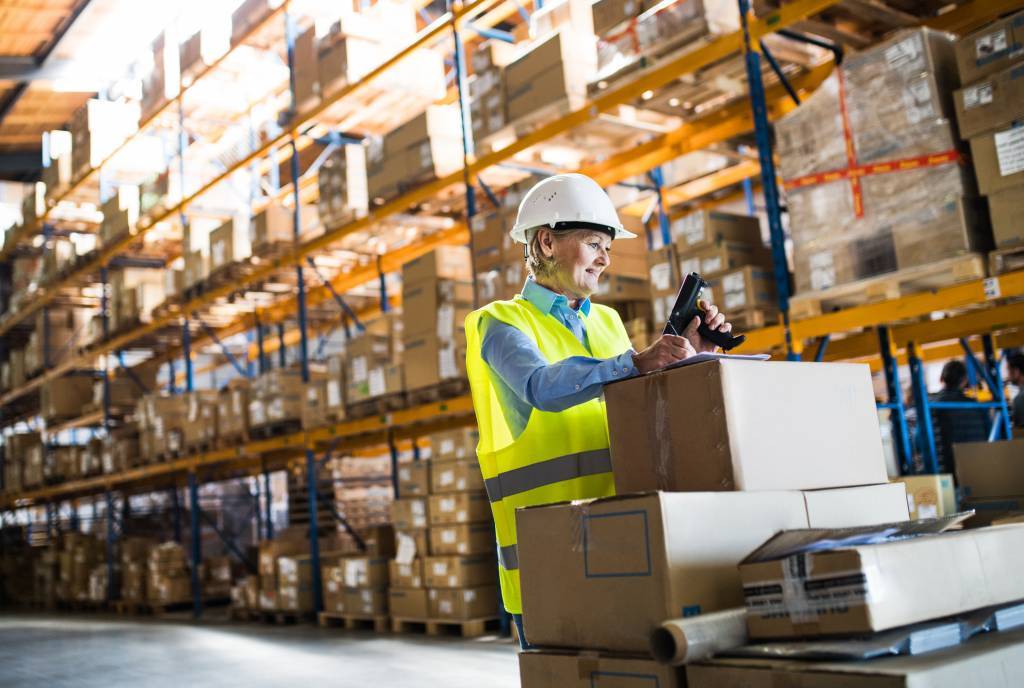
[[612, 370, 619, 376], [623, 367, 629, 373], [574, 385, 581, 391]]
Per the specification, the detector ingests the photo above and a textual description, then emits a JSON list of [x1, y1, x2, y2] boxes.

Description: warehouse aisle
[[0, 613, 520, 687]]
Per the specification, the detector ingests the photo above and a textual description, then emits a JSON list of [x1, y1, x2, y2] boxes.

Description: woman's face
[[539, 229, 612, 299]]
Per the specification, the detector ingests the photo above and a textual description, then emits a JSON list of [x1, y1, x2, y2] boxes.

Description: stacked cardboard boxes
[[25, 308, 91, 374], [148, 542, 191, 605], [516, 358, 910, 682], [471, 179, 541, 304], [41, 130, 73, 202], [345, 314, 404, 407], [317, 144, 368, 230], [258, 532, 309, 611], [217, 379, 250, 445], [120, 537, 156, 602], [367, 105, 463, 204], [469, 40, 515, 143], [208, 217, 252, 274], [952, 10, 1024, 249], [69, 99, 139, 181], [250, 203, 293, 252], [109, 266, 164, 332], [140, 31, 178, 120], [777, 28, 991, 295], [60, 533, 104, 602], [504, 31, 592, 126], [135, 393, 187, 461], [248, 365, 328, 434], [41, 376, 93, 424], [892, 473, 958, 520], [401, 247, 473, 392]]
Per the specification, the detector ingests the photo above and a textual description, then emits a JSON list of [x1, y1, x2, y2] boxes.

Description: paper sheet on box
[[662, 352, 770, 371]]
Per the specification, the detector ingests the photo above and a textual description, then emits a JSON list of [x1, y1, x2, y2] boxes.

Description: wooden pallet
[[989, 246, 1024, 276], [252, 608, 312, 625], [391, 616, 500, 638], [318, 611, 390, 633], [788, 254, 987, 320], [406, 378, 470, 407], [346, 392, 408, 419], [249, 419, 302, 440]]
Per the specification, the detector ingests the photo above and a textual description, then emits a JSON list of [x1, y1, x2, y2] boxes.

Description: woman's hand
[[632, 334, 697, 374], [683, 299, 732, 354]]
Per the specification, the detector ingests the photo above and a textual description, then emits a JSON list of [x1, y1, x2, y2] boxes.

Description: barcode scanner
[[663, 272, 746, 351]]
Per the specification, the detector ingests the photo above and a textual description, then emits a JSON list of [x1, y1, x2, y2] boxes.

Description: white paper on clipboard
[[661, 352, 771, 371]]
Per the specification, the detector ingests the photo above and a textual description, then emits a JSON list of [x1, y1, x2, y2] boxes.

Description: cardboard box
[[955, 439, 1024, 499], [672, 210, 763, 253], [343, 587, 388, 616], [397, 461, 430, 497], [401, 280, 473, 338], [389, 587, 429, 619], [317, 144, 367, 229], [345, 363, 403, 403], [519, 487, 907, 652], [430, 460, 484, 494], [954, 62, 1024, 140], [395, 529, 429, 559], [802, 482, 909, 528], [740, 523, 1024, 639], [430, 428, 478, 461], [594, 274, 650, 302], [429, 523, 494, 556], [402, 335, 466, 391], [648, 244, 678, 324], [293, 25, 319, 113], [591, 0, 644, 36], [678, 242, 771, 280], [521, 651, 684, 688], [687, 627, 1024, 687], [892, 474, 957, 520], [969, 126, 1024, 195], [988, 184, 1024, 247], [954, 11, 1024, 84], [605, 360, 888, 493], [428, 585, 498, 620], [428, 492, 491, 525], [341, 556, 389, 589], [251, 203, 293, 248], [402, 246, 472, 287], [423, 555, 496, 589], [209, 218, 251, 269], [707, 266, 777, 311], [389, 559, 424, 588], [504, 31, 591, 122], [391, 498, 428, 531]]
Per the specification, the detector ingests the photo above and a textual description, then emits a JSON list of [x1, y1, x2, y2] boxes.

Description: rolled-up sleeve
[[479, 315, 637, 412]]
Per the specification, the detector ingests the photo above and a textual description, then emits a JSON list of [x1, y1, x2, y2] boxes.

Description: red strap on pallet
[[782, 70, 962, 216]]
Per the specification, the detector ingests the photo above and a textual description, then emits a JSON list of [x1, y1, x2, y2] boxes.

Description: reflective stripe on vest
[[465, 295, 634, 615], [484, 448, 613, 503]]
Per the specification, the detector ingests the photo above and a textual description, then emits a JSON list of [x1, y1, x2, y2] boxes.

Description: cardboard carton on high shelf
[[707, 266, 778, 313], [430, 460, 484, 494], [988, 185, 1024, 247], [891, 474, 957, 520], [217, 380, 250, 442], [678, 242, 771, 281], [345, 362, 403, 404], [208, 217, 251, 271], [968, 124, 1024, 196], [777, 29, 989, 294], [423, 555, 496, 588], [594, 274, 649, 303], [317, 144, 368, 230], [648, 244, 678, 325], [389, 559, 424, 588], [181, 390, 218, 450], [687, 627, 1024, 687], [521, 651, 684, 688], [292, 25, 319, 113], [389, 587, 429, 618], [402, 335, 467, 391], [604, 216, 649, 278], [470, 210, 516, 272], [591, 0, 647, 36], [954, 438, 1024, 499], [740, 522, 1024, 639], [954, 10, 1024, 84], [395, 529, 429, 559], [367, 105, 463, 203], [344, 332, 392, 388], [397, 461, 430, 497], [428, 585, 498, 620], [954, 62, 1024, 142], [41, 376, 93, 422], [429, 523, 494, 556], [230, 0, 275, 47], [518, 486, 909, 652], [428, 493, 490, 526], [391, 498, 429, 531], [69, 99, 139, 179], [42, 131, 72, 200], [430, 428, 478, 462], [672, 209, 764, 254], [403, 245, 474, 285], [250, 203, 293, 250], [605, 360, 888, 493], [401, 281, 474, 339], [504, 31, 593, 124], [530, 0, 595, 38]]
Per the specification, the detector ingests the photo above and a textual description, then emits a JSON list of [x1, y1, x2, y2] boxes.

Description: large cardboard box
[[341, 556, 389, 589], [428, 492, 490, 526], [430, 460, 484, 494], [672, 210, 763, 253], [740, 523, 1024, 639], [423, 554, 496, 589], [678, 242, 771, 280], [687, 627, 1024, 687], [402, 335, 466, 391], [605, 360, 888, 493], [389, 559, 424, 588], [397, 461, 430, 497], [954, 62, 1024, 140], [955, 439, 1024, 499], [401, 280, 473, 337], [707, 266, 777, 311], [969, 126, 1024, 196], [954, 11, 1024, 84], [389, 587, 429, 618], [402, 245, 473, 291], [988, 184, 1024, 247], [518, 487, 908, 652], [343, 587, 388, 616], [391, 498, 428, 531], [428, 585, 498, 620], [293, 25, 319, 113], [429, 523, 495, 556], [648, 244, 678, 324], [395, 529, 429, 559], [430, 428, 478, 461], [522, 651, 684, 688], [504, 31, 591, 122], [892, 474, 957, 520]]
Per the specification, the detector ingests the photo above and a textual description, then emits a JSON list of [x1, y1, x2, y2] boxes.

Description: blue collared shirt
[[479, 279, 638, 438]]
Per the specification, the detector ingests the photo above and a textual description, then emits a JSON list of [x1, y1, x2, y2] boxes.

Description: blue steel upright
[[285, 8, 323, 615], [188, 472, 202, 618], [737, 0, 796, 359]]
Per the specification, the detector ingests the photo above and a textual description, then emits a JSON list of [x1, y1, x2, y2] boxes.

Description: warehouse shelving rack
[[0, 0, 1019, 620]]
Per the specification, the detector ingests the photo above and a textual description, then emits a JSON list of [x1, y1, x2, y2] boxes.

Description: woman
[[464, 173, 732, 647]]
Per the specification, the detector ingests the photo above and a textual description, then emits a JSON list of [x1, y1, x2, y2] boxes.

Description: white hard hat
[[509, 173, 637, 244]]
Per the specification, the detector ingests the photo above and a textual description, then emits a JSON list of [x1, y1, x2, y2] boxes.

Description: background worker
[[463, 173, 732, 649], [928, 359, 990, 473], [1007, 352, 1024, 431]]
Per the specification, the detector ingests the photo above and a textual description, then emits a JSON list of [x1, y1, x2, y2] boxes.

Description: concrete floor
[[0, 612, 520, 687]]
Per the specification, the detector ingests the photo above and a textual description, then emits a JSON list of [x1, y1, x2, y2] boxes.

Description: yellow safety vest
[[464, 296, 633, 614]]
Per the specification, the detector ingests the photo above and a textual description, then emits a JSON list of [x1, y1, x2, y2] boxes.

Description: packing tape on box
[[569, 500, 593, 553], [652, 372, 675, 490]]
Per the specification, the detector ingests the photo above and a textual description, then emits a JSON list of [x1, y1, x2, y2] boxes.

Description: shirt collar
[[522, 278, 591, 316]]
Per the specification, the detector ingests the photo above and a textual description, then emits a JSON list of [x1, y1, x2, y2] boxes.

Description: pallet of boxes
[[257, 528, 352, 623], [319, 525, 395, 632], [401, 247, 474, 405], [778, 27, 993, 319], [951, 9, 1024, 275], [389, 427, 501, 638], [517, 357, 924, 684], [344, 313, 405, 418]]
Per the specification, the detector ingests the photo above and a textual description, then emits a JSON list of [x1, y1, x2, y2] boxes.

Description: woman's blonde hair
[[525, 228, 560, 280]]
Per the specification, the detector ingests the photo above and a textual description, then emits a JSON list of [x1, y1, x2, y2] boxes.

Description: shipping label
[[995, 126, 1024, 177]]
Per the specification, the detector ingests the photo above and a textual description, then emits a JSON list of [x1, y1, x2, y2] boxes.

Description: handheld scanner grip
[[664, 272, 747, 351]]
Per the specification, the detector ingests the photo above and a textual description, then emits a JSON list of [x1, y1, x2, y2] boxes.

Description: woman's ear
[[537, 229, 555, 258]]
